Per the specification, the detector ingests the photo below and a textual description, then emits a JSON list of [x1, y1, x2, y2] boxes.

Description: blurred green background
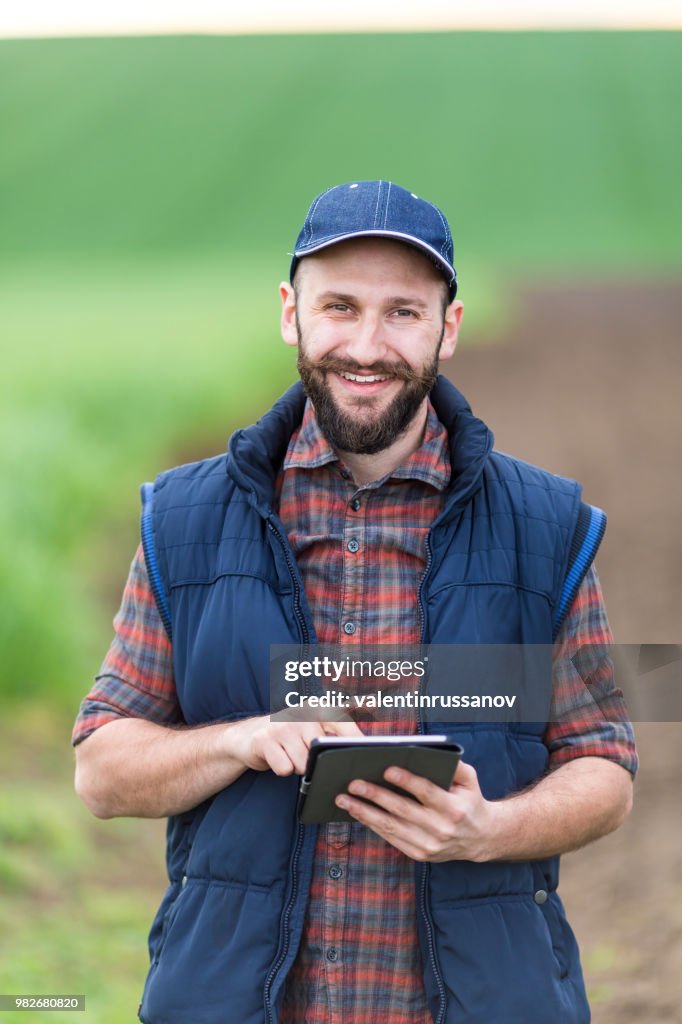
[[1, 30, 680, 1023]]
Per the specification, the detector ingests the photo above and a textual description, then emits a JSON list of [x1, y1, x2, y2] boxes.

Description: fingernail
[[385, 767, 402, 782], [349, 781, 366, 796], [336, 796, 350, 809]]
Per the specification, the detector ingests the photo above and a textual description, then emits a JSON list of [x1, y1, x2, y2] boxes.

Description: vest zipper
[[263, 825, 305, 1024], [263, 518, 310, 1024], [267, 520, 309, 644], [417, 532, 447, 1024]]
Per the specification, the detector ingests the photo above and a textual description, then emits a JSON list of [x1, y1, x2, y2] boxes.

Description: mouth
[[332, 370, 396, 396], [339, 371, 391, 384]]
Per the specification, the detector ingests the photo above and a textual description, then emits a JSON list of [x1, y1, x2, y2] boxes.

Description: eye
[[326, 303, 353, 314], [391, 308, 418, 318]]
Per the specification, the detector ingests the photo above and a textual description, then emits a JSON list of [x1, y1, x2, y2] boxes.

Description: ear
[[280, 282, 298, 348], [438, 300, 463, 362]]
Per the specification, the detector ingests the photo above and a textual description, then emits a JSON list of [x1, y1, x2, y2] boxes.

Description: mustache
[[297, 352, 434, 387]]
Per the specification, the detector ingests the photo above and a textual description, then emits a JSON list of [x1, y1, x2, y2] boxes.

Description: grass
[[0, 259, 295, 710], [0, 714, 166, 1023]]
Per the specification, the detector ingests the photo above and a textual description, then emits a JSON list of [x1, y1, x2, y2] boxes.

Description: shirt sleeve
[[71, 544, 182, 746], [546, 564, 638, 776]]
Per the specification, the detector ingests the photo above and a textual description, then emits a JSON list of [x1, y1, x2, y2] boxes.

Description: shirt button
[[340, 468, 351, 480], [181, 875, 188, 888], [347, 539, 359, 553], [350, 497, 361, 511], [328, 864, 343, 880], [343, 622, 356, 636], [326, 947, 339, 962], [533, 889, 548, 905]]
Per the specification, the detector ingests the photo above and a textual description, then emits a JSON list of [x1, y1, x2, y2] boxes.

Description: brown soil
[[446, 280, 682, 1023]]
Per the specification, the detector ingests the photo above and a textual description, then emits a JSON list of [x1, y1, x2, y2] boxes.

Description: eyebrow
[[316, 291, 430, 309], [386, 295, 430, 310]]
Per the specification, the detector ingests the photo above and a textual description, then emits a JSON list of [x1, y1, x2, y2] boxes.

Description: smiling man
[[72, 181, 637, 1024]]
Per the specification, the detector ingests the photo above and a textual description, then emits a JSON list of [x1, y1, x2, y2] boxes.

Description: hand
[[232, 712, 363, 777], [335, 760, 497, 863]]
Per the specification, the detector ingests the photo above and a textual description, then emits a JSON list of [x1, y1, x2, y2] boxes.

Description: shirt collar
[[283, 398, 451, 492]]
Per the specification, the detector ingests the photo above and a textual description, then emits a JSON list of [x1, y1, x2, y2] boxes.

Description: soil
[[445, 280, 682, 1023]]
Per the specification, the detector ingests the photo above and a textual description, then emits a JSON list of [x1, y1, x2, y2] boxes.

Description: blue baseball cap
[[290, 180, 457, 300]]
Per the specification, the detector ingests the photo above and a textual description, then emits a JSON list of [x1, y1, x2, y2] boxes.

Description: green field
[[1, 31, 680, 1024], [1, 33, 679, 272], [1, 32, 681, 270], [0, 260, 295, 713]]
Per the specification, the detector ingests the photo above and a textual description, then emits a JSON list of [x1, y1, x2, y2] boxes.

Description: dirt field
[[447, 281, 682, 1023]]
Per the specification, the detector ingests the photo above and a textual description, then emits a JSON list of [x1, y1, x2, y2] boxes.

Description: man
[[73, 180, 637, 1024]]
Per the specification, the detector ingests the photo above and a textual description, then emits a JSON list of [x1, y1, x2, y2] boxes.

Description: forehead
[[295, 236, 444, 296]]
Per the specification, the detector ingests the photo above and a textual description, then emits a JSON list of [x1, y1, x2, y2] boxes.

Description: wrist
[[221, 715, 264, 772], [477, 797, 517, 862]]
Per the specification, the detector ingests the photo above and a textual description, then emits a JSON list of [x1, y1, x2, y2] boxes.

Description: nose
[[343, 313, 388, 368]]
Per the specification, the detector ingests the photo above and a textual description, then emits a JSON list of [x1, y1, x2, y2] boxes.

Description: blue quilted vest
[[137, 377, 605, 1024]]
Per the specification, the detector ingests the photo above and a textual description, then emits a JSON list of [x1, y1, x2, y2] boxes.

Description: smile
[[339, 371, 391, 384]]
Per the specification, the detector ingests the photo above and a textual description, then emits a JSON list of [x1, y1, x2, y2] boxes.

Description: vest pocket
[[428, 893, 587, 1021], [531, 865, 570, 979], [534, 891, 571, 980], [151, 883, 187, 965]]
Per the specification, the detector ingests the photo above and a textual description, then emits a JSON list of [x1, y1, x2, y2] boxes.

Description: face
[[280, 237, 463, 455]]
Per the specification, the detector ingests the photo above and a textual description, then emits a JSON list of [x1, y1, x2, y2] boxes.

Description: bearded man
[[73, 180, 637, 1024]]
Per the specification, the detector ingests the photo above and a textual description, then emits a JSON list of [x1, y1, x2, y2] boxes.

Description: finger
[[322, 718, 364, 737], [346, 778, 440, 829], [264, 742, 296, 777], [298, 721, 346, 755], [335, 793, 438, 859], [381, 767, 454, 811], [283, 732, 313, 775]]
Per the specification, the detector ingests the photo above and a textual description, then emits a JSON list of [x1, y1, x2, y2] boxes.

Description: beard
[[296, 323, 442, 456]]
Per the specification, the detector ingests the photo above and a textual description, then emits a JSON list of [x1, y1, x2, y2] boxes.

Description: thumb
[[450, 759, 479, 791]]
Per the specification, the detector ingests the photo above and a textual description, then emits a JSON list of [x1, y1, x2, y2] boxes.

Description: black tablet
[[297, 735, 463, 824]]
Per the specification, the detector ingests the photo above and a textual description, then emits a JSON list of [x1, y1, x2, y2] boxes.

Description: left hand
[[335, 760, 497, 863]]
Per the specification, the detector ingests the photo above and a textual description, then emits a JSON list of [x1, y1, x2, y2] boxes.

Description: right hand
[[232, 712, 363, 777]]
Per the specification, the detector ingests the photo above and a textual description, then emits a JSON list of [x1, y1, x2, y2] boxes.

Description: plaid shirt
[[73, 400, 638, 1024]]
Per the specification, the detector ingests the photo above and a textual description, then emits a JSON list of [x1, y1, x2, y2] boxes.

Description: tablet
[[297, 735, 463, 824]]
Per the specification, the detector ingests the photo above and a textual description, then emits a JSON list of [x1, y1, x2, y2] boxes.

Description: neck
[[336, 402, 429, 486]]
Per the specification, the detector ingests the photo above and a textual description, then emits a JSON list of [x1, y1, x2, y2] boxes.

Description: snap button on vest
[[534, 889, 548, 904], [181, 875, 188, 888]]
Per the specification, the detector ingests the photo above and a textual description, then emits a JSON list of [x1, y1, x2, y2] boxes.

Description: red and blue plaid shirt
[[73, 400, 637, 1024]]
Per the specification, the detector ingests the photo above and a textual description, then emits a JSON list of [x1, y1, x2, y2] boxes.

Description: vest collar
[[226, 381, 307, 514], [226, 375, 493, 516], [429, 374, 494, 519]]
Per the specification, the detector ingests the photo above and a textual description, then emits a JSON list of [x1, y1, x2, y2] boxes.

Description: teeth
[[340, 372, 390, 383]]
